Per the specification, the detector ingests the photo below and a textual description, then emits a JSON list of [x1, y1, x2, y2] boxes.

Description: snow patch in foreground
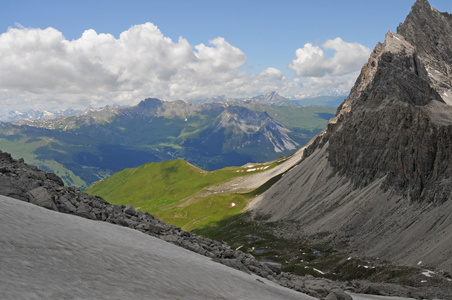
[[0, 195, 313, 300], [349, 294, 415, 300]]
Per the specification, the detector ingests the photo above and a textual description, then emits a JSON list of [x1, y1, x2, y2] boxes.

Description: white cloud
[[298, 71, 361, 97], [286, 37, 371, 99], [289, 38, 371, 77], [289, 43, 327, 77], [0, 24, 371, 113], [0, 23, 258, 111]]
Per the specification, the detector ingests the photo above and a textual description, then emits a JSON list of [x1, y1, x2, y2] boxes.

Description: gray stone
[[28, 187, 58, 211], [76, 202, 91, 213], [325, 289, 352, 300], [263, 261, 282, 275], [45, 172, 64, 186], [59, 197, 77, 213], [112, 205, 123, 214], [113, 217, 129, 227], [144, 223, 163, 234], [124, 205, 136, 215], [75, 202, 97, 219], [222, 249, 235, 259], [136, 223, 146, 231], [0, 182, 28, 202], [160, 235, 179, 243], [220, 259, 248, 273]]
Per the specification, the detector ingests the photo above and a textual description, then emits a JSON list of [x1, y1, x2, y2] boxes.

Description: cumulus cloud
[[289, 38, 371, 77], [0, 23, 261, 111], [297, 71, 362, 97], [286, 37, 371, 99], [0, 23, 371, 113]]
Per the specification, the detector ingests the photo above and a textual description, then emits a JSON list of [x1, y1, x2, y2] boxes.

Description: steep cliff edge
[[249, 0, 452, 273]]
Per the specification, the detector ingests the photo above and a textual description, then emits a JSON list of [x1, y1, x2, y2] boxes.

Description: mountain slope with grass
[[85, 154, 300, 231]]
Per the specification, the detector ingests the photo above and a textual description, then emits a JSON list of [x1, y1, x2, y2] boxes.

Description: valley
[[0, 94, 336, 189], [84, 143, 452, 298], [2, 0, 452, 299]]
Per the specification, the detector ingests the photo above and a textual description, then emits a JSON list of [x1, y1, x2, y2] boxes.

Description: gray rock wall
[[304, 0, 452, 204]]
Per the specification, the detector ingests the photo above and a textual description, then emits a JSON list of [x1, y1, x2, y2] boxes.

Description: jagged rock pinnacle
[[306, 0, 452, 202]]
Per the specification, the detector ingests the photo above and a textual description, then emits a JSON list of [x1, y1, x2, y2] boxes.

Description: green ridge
[[85, 159, 277, 230]]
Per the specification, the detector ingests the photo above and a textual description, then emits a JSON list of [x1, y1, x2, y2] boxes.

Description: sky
[[0, 0, 451, 113]]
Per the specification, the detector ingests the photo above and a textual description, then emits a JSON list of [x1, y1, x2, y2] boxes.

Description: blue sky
[[0, 0, 451, 112]]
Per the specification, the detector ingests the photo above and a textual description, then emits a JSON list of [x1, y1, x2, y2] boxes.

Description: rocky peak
[[205, 105, 298, 153], [250, 91, 296, 106], [333, 0, 451, 120], [398, 0, 452, 104], [216, 106, 272, 132], [398, 0, 452, 61], [305, 0, 452, 203], [135, 98, 164, 115]]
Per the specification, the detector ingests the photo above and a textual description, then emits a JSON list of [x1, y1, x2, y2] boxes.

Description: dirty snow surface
[[0, 195, 314, 300]]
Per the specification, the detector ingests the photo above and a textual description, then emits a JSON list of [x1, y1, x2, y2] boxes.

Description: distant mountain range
[[0, 108, 83, 123], [0, 92, 345, 123], [0, 95, 336, 188], [180, 91, 346, 107], [0, 106, 123, 123]]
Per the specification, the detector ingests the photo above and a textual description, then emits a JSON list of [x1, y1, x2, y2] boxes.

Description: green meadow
[[85, 159, 278, 230]]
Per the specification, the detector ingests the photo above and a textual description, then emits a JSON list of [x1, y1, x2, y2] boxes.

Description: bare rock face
[[205, 105, 299, 153], [306, 0, 452, 204], [398, 0, 452, 105]]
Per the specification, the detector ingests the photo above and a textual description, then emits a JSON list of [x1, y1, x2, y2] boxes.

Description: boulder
[[28, 187, 58, 211], [124, 205, 136, 215], [263, 261, 282, 275]]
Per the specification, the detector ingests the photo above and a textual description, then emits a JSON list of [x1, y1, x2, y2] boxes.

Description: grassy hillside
[[85, 159, 277, 230], [0, 133, 88, 187]]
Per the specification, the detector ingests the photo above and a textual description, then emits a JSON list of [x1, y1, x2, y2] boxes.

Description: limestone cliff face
[[306, 0, 452, 203], [249, 0, 452, 272]]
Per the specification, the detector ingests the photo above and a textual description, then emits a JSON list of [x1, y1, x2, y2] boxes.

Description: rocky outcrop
[[249, 0, 452, 277], [310, 12, 452, 203], [0, 149, 352, 299], [317, 0, 452, 204], [197, 105, 299, 154], [397, 0, 452, 105], [251, 91, 297, 106]]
